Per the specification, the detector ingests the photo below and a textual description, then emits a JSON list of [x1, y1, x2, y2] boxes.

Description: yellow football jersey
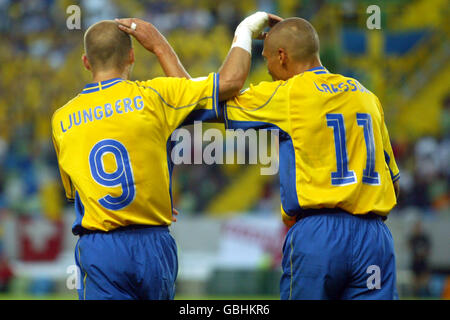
[[52, 73, 219, 234], [222, 66, 399, 218]]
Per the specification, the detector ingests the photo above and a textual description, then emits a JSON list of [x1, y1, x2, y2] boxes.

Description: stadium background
[[0, 0, 448, 299]]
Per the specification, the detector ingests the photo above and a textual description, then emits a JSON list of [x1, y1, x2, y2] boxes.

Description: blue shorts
[[74, 225, 178, 300], [280, 211, 398, 300]]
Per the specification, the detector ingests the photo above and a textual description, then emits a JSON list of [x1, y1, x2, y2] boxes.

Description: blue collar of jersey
[[306, 66, 328, 74], [81, 78, 123, 94]]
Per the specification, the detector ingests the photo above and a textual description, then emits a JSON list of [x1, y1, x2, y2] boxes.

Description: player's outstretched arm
[[218, 12, 282, 101], [116, 18, 191, 79]]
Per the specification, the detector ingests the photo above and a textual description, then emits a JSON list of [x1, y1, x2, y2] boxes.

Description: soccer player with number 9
[[51, 14, 280, 299]]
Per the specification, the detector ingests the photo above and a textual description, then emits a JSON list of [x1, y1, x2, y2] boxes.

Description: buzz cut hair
[[266, 17, 320, 63], [84, 20, 132, 72]]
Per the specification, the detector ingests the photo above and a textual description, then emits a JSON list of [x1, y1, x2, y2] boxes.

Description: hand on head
[[115, 18, 169, 54], [256, 13, 284, 40]]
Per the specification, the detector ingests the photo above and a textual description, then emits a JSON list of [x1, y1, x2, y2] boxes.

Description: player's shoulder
[[130, 78, 159, 89], [343, 74, 380, 102], [331, 72, 378, 97], [122, 77, 178, 103], [335, 73, 375, 95], [240, 78, 289, 98], [333, 74, 383, 110], [132, 73, 215, 89], [226, 79, 289, 113], [51, 94, 82, 124]]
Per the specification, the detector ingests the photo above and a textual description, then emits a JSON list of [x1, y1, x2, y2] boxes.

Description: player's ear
[[82, 54, 91, 71], [278, 48, 287, 66]]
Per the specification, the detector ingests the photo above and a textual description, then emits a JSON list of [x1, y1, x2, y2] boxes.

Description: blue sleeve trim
[[384, 150, 393, 178], [174, 74, 221, 126], [384, 150, 400, 182], [223, 102, 229, 129], [166, 138, 175, 219], [71, 191, 85, 235], [392, 173, 400, 183], [213, 73, 219, 118], [384, 151, 391, 165]]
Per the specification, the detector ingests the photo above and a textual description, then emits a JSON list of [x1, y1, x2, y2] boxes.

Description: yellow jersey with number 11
[[222, 66, 399, 220]]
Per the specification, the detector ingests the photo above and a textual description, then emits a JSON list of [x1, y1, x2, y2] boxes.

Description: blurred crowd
[[393, 111, 450, 213], [0, 0, 448, 221]]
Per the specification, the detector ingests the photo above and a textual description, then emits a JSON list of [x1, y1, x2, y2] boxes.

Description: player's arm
[[116, 18, 190, 78], [216, 12, 273, 101], [136, 74, 287, 134], [223, 80, 290, 131], [216, 12, 283, 101], [135, 73, 220, 131], [117, 13, 282, 101]]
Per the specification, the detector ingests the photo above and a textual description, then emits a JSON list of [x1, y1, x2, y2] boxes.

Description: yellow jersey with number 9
[[52, 73, 219, 234], [222, 66, 399, 219]]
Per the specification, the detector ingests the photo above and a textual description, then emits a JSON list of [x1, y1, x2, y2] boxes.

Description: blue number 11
[[326, 113, 380, 186], [356, 113, 380, 185]]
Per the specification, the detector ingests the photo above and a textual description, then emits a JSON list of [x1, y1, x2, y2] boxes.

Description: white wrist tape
[[231, 11, 269, 55], [231, 25, 253, 54]]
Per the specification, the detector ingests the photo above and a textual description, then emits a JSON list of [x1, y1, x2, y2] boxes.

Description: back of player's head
[[265, 17, 320, 62], [84, 20, 132, 72]]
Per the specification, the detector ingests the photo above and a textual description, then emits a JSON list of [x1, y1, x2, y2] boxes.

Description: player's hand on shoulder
[[115, 18, 168, 55]]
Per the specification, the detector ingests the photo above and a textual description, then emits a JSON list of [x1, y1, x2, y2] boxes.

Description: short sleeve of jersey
[[381, 121, 400, 182], [376, 98, 400, 183], [135, 73, 219, 133], [51, 127, 75, 201], [223, 80, 289, 131]]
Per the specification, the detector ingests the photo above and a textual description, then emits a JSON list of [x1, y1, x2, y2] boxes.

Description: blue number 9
[[89, 139, 135, 210]]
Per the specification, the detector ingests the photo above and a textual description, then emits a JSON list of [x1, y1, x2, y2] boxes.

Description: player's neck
[[280, 57, 322, 81], [91, 69, 128, 83], [293, 57, 322, 75]]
